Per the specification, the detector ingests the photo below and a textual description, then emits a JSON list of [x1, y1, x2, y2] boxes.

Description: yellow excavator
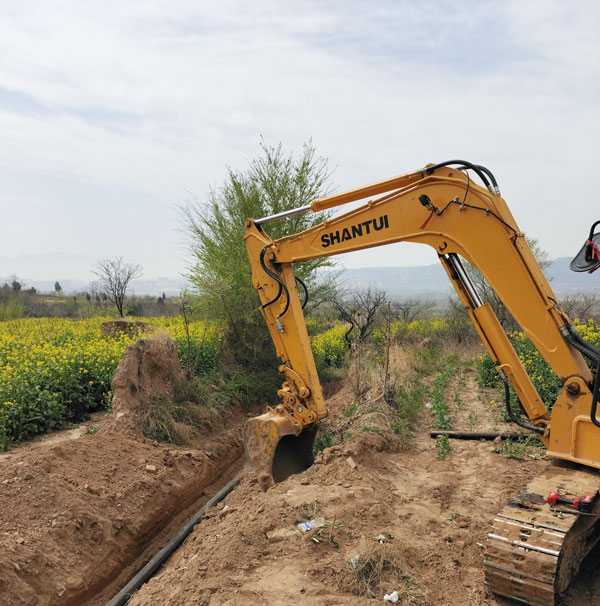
[[242, 160, 600, 605]]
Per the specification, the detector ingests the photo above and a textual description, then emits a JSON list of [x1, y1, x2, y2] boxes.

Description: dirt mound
[[101, 320, 150, 338], [105, 335, 183, 435]]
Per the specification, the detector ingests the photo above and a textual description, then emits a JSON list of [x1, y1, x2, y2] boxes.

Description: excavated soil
[[128, 368, 600, 606], [1, 343, 599, 606], [0, 336, 245, 606]]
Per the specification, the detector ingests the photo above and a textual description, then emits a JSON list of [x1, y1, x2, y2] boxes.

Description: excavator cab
[[570, 220, 600, 273]]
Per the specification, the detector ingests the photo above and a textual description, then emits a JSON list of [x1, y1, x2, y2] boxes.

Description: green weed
[[436, 435, 451, 460]]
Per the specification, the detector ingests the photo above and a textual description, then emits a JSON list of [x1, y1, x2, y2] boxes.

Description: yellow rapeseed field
[[0, 317, 220, 449]]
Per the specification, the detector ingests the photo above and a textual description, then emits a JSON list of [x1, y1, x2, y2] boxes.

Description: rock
[[218, 506, 236, 519], [266, 527, 298, 543], [15, 537, 24, 545], [145, 464, 157, 473], [346, 456, 357, 469]]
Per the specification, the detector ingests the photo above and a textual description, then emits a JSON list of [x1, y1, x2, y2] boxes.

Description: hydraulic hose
[[295, 275, 309, 309], [501, 372, 544, 435], [426, 160, 494, 192], [561, 323, 600, 364], [590, 361, 600, 429]]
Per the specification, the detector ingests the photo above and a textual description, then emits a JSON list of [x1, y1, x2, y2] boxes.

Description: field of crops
[[3, 316, 599, 451], [0, 317, 220, 450]]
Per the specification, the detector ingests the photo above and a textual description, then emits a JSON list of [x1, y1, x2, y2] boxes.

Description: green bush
[[311, 324, 347, 368]]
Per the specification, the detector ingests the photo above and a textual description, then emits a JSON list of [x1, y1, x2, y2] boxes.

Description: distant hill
[[333, 257, 599, 299], [0, 276, 191, 297], [3, 256, 597, 299]]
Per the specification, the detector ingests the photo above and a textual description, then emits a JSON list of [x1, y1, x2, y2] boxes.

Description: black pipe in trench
[[106, 471, 245, 606]]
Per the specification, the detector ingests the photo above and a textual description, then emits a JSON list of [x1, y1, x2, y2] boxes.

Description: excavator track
[[484, 464, 600, 605]]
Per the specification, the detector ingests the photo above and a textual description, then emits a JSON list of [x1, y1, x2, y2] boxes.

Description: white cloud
[[1, 0, 599, 277]]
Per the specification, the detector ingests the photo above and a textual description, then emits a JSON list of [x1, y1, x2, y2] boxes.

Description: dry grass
[[138, 394, 222, 447], [339, 545, 427, 604]]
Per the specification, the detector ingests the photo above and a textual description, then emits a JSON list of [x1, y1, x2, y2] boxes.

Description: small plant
[[309, 521, 345, 548], [342, 430, 353, 442], [391, 382, 425, 444], [468, 410, 478, 431], [313, 431, 334, 454], [295, 500, 321, 523], [85, 425, 100, 435], [429, 359, 455, 430], [343, 401, 358, 418], [494, 438, 525, 460], [436, 435, 451, 460], [494, 435, 543, 460]]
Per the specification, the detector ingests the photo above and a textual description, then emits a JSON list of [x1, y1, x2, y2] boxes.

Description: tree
[[54, 281, 62, 295], [10, 276, 21, 292], [91, 257, 142, 318], [183, 140, 334, 369], [560, 293, 600, 322], [333, 288, 387, 345]]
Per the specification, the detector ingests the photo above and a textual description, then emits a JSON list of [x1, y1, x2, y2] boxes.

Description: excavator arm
[[244, 161, 599, 490]]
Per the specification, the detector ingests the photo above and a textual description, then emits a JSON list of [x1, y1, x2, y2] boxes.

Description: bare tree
[[391, 299, 433, 323], [334, 288, 387, 345], [92, 257, 142, 318], [560, 293, 600, 322]]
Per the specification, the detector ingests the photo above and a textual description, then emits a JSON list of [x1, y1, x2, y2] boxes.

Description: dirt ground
[[0, 343, 599, 606], [128, 365, 600, 606]]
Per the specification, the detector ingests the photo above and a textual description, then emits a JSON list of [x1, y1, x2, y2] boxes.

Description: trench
[[105, 470, 245, 606], [68, 451, 246, 606]]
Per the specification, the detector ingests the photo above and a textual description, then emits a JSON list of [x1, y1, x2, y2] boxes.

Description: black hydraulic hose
[[590, 361, 600, 428], [501, 373, 544, 435], [259, 247, 282, 311], [258, 246, 290, 319], [106, 472, 245, 606], [295, 275, 309, 309], [474, 164, 499, 192], [561, 323, 600, 364], [425, 159, 492, 191], [277, 283, 291, 319]]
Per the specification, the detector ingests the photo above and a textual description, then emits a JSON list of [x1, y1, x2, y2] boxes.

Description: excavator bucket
[[243, 411, 316, 490]]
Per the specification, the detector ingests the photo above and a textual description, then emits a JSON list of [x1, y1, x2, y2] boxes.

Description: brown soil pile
[[128, 367, 600, 606], [105, 335, 183, 435], [0, 336, 244, 606]]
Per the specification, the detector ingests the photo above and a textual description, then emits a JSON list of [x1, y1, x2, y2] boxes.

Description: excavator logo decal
[[320, 214, 389, 248]]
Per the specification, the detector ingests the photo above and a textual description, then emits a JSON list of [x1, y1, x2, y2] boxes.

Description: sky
[[1, 0, 599, 282]]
